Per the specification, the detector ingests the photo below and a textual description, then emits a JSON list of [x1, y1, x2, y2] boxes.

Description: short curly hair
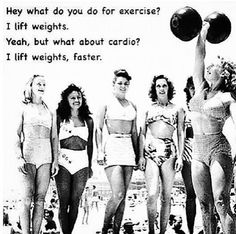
[[208, 56, 236, 98], [148, 75, 176, 102]]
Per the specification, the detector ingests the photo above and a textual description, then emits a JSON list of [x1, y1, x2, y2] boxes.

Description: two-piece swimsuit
[[58, 119, 89, 174], [22, 103, 52, 168], [104, 97, 137, 168], [145, 104, 178, 166]]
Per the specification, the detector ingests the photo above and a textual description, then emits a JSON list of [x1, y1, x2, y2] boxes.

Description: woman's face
[[206, 64, 222, 86], [67, 91, 83, 110], [155, 78, 168, 100], [113, 76, 130, 97], [31, 77, 46, 98], [188, 85, 195, 98]]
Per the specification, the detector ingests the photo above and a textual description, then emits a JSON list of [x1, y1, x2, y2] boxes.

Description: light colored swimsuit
[[189, 86, 232, 166], [58, 119, 89, 174], [145, 103, 178, 166], [104, 97, 137, 168], [22, 103, 52, 168]]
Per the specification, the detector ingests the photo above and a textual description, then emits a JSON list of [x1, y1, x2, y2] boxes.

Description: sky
[[1, 0, 236, 196]]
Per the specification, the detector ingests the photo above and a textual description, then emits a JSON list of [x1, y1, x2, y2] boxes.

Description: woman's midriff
[[148, 121, 175, 139], [106, 119, 133, 135], [23, 125, 51, 139]]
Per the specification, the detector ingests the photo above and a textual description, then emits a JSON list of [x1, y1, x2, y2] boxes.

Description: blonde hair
[[23, 75, 44, 104]]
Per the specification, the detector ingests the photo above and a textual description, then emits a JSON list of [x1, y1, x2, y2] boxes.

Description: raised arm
[[95, 104, 106, 165], [50, 111, 59, 177], [193, 22, 210, 90]]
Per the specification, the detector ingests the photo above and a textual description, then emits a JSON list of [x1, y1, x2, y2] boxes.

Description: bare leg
[[211, 156, 235, 233], [182, 160, 196, 234], [55, 166, 71, 234], [68, 167, 89, 233], [32, 163, 51, 234], [144, 158, 161, 234], [113, 166, 133, 233], [192, 159, 217, 234], [159, 157, 176, 234], [19, 163, 36, 234], [102, 166, 126, 234]]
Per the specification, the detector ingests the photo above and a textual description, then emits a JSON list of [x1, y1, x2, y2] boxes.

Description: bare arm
[[175, 107, 185, 172], [138, 110, 148, 170], [193, 22, 210, 90], [15, 105, 27, 174], [86, 117, 94, 168], [95, 104, 106, 164], [51, 111, 59, 177], [130, 104, 139, 164]]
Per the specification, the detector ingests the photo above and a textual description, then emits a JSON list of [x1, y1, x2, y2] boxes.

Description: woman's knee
[[112, 191, 126, 204], [34, 192, 46, 206], [21, 196, 33, 208], [214, 194, 230, 215]]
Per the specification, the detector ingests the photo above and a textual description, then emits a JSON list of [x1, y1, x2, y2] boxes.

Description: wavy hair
[[57, 84, 92, 122], [208, 56, 236, 99], [22, 75, 44, 104], [112, 69, 132, 85], [184, 76, 194, 109], [148, 75, 176, 102]]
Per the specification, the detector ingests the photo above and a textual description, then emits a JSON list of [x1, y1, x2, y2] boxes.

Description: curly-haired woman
[[190, 22, 236, 233], [138, 75, 185, 234], [55, 84, 94, 234]]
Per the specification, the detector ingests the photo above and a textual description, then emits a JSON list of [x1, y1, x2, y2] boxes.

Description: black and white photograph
[[1, 0, 236, 233]]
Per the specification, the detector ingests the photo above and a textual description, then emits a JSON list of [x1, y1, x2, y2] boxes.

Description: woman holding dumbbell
[[190, 21, 236, 233]]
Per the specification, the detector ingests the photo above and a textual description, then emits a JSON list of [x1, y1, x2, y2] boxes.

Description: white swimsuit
[[104, 97, 137, 168], [23, 103, 52, 168], [58, 119, 89, 174]]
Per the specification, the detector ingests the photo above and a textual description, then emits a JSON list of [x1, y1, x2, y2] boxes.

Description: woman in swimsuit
[[138, 75, 184, 234], [15, 75, 59, 234], [96, 69, 138, 234], [182, 77, 197, 234], [55, 84, 93, 234], [190, 22, 236, 233]]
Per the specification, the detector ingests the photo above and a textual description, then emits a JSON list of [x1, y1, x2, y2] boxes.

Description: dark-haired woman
[[190, 22, 236, 233], [55, 84, 94, 234], [15, 75, 59, 234], [138, 75, 184, 234], [96, 69, 138, 234], [182, 77, 197, 234]]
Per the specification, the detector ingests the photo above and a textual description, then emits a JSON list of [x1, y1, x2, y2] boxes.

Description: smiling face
[[113, 76, 130, 98], [206, 63, 223, 86], [31, 76, 46, 98], [155, 78, 168, 100], [67, 91, 83, 110]]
